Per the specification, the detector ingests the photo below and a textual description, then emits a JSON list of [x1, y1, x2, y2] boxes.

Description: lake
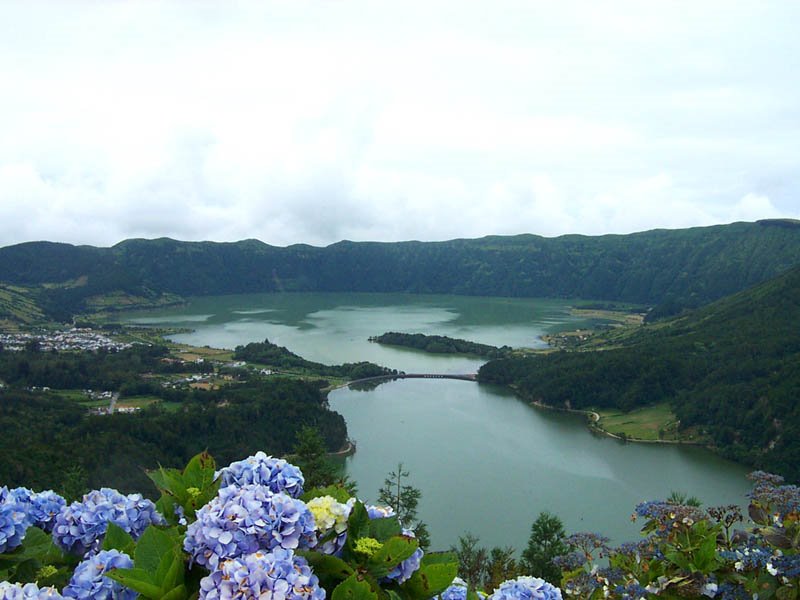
[[123, 292, 753, 551]]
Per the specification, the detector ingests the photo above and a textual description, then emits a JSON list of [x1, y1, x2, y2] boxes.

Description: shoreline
[[527, 399, 705, 446]]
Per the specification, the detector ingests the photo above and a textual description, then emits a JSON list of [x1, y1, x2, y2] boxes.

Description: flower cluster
[[384, 528, 423, 585], [52, 488, 164, 556], [307, 496, 353, 555], [1, 488, 66, 534], [747, 471, 800, 522], [562, 532, 610, 561], [218, 452, 305, 498], [0, 582, 64, 599], [0, 498, 30, 554], [62, 549, 137, 600], [199, 548, 326, 600], [489, 576, 562, 600], [184, 484, 317, 570]]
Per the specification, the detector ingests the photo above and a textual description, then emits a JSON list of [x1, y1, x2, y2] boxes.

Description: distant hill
[[2, 221, 800, 322], [478, 264, 800, 481]]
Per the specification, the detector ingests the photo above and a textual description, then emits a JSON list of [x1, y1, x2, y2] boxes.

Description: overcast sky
[[0, 1, 798, 248]]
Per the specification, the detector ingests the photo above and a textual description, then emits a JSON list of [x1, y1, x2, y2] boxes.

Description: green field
[[594, 403, 681, 441]]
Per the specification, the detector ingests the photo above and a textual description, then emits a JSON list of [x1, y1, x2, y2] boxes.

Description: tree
[[292, 426, 336, 487], [378, 462, 430, 549], [667, 491, 702, 507], [451, 532, 488, 590], [485, 546, 519, 592], [520, 511, 567, 584]]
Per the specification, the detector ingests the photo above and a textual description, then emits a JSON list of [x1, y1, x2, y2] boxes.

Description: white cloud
[[0, 1, 799, 248]]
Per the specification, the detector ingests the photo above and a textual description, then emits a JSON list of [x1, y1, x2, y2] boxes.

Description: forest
[[0, 343, 348, 495], [2, 220, 800, 323], [478, 264, 800, 481], [370, 332, 511, 358]]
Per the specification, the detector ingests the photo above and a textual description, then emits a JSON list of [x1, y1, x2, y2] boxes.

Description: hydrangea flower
[[63, 549, 137, 600], [489, 576, 562, 600], [365, 504, 395, 519], [184, 484, 317, 570], [307, 496, 354, 555], [435, 577, 487, 600], [0, 582, 64, 599], [0, 498, 31, 553], [383, 528, 423, 585], [199, 548, 326, 600], [217, 452, 305, 498], [3, 488, 66, 534], [53, 488, 164, 556]]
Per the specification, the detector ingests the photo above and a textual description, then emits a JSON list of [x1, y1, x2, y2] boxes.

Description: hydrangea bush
[[2, 450, 799, 600]]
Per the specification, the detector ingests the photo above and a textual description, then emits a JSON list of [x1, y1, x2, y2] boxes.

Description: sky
[[0, 1, 798, 248]]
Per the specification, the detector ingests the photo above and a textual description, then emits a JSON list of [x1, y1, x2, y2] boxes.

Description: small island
[[369, 331, 512, 359]]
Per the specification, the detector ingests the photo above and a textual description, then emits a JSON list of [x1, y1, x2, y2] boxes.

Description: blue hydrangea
[[1, 487, 66, 534], [383, 528, 423, 585], [218, 452, 305, 498], [184, 484, 317, 570], [0, 582, 64, 599], [199, 548, 326, 600], [52, 488, 165, 556], [365, 504, 396, 519], [63, 549, 137, 600], [489, 576, 562, 600], [435, 577, 486, 600], [0, 499, 31, 553]]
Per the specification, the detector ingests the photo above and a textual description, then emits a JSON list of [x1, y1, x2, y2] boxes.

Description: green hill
[[1, 221, 800, 322], [478, 264, 800, 481]]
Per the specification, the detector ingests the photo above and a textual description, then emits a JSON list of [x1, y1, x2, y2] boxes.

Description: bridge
[[345, 372, 477, 387]]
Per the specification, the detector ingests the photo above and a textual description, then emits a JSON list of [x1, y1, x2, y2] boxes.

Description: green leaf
[[300, 552, 355, 581], [402, 561, 458, 598], [368, 516, 402, 542], [347, 501, 371, 541], [134, 526, 179, 575], [182, 451, 217, 490], [331, 574, 379, 600], [301, 485, 353, 504], [367, 536, 418, 578], [160, 585, 189, 600], [147, 467, 183, 494], [156, 549, 185, 592], [106, 567, 163, 598], [421, 551, 458, 567], [103, 522, 136, 555], [776, 585, 798, 600]]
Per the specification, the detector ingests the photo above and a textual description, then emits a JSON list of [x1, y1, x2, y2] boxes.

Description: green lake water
[[123, 292, 752, 551]]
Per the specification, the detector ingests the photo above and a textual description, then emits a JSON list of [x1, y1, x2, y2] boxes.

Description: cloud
[[0, 1, 798, 247]]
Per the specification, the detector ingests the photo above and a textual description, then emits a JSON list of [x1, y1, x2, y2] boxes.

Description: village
[[0, 327, 132, 353]]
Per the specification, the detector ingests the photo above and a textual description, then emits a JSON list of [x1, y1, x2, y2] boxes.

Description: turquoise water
[[123, 292, 752, 551]]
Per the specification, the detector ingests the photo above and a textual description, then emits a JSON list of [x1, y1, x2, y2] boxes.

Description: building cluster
[[0, 328, 132, 353]]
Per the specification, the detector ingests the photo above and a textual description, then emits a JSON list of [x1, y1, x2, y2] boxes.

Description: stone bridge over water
[[346, 372, 477, 386]]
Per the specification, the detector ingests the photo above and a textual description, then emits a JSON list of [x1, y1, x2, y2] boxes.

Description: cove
[[122, 292, 753, 550]]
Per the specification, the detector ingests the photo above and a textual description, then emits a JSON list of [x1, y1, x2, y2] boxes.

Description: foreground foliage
[[2, 449, 799, 599]]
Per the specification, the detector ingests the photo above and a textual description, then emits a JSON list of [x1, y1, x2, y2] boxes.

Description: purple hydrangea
[[184, 484, 317, 570], [218, 452, 305, 498], [383, 528, 423, 585], [199, 548, 326, 600], [52, 488, 165, 556], [63, 549, 137, 600], [0, 499, 31, 553], [489, 577, 562, 600], [0, 582, 64, 599]]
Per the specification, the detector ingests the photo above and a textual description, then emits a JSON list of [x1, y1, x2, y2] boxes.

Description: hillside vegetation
[[1, 220, 800, 322], [478, 264, 800, 480]]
